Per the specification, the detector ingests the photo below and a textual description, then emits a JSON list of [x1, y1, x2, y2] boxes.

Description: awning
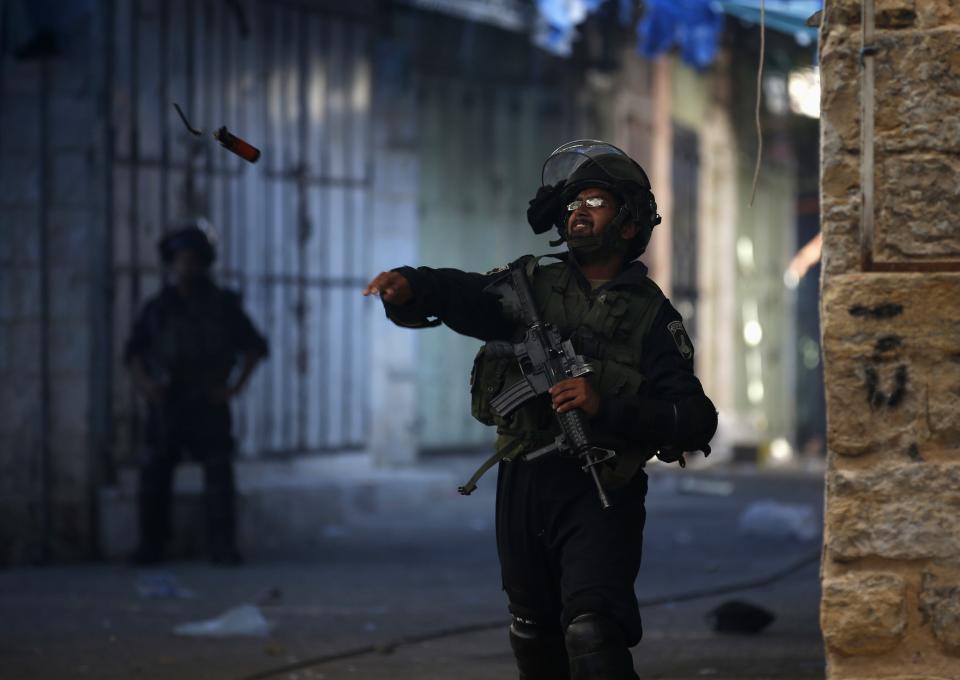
[[719, 1, 821, 45]]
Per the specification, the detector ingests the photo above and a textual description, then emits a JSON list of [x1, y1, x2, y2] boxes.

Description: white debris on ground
[[173, 604, 275, 637]]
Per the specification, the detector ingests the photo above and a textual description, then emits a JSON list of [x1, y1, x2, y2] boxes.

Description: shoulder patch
[[485, 264, 509, 275], [667, 320, 694, 360]]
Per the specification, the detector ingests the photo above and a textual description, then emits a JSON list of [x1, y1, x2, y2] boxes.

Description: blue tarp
[[716, 1, 821, 46], [534, 0, 608, 56], [638, 0, 822, 68], [534, 0, 821, 65], [637, 0, 726, 70]]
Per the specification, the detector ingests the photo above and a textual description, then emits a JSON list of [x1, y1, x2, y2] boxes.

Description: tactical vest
[[464, 255, 666, 492]]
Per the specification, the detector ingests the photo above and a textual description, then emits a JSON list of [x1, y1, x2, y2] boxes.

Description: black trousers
[[496, 455, 648, 646], [139, 403, 237, 552]]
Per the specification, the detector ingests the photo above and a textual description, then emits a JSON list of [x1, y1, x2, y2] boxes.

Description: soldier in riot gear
[[364, 140, 716, 679], [125, 223, 268, 565]]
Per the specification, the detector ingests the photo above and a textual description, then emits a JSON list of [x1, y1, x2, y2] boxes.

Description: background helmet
[[158, 220, 217, 266], [541, 140, 661, 258]]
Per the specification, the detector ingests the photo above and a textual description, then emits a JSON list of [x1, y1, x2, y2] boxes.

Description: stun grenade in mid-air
[[173, 103, 261, 163]]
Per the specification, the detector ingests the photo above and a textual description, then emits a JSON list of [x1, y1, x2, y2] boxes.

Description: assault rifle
[[481, 259, 617, 509]]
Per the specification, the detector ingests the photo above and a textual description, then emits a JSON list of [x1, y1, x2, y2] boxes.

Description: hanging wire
[[749, 0, 767, 207]]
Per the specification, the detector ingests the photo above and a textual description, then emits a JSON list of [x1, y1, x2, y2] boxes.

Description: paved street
[[0, 463, 825, 680]]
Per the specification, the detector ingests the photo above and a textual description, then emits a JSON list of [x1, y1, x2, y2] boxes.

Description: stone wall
[[820, 1, 960, 678]]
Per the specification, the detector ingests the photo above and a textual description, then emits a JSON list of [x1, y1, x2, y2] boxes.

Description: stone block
[[920, 572, 960, 655], [820, 25, 860, 153], [823, 273, 960, 357], [876, 0, 919, 28], [821, 571, 907, 655], [874, 153, 960, 260], [826, 464, 960, 561], [823, 0, 862, 27], [824, 1, 960, 29], [820, 151, 861, 276], [913, 0, 960, 27], [875, 29, 960, 153], [822, 273, 960, 455], [927, 359, 960, 447], [823, 356, 921, 456]]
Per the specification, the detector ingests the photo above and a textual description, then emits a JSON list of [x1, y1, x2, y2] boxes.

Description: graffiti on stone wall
[[848, 304, 909, 410], [864, 364, 908, 409]]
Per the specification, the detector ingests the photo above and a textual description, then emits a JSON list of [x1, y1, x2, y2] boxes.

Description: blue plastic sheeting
[[638, 0, 822, 69], [637, 0, 725, 70], [531, 0, 821, 62], [534, 0, 607, 56]]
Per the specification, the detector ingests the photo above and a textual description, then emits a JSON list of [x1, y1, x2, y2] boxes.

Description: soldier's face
[[566, 188, 620, 238], [171, 249, 207, 285]]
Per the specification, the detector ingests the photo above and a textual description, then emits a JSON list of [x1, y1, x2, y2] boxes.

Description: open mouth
[[569, 219, 593, 236]]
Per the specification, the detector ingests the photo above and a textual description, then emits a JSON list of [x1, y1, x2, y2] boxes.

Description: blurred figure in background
[[125, 223, 268, 566]]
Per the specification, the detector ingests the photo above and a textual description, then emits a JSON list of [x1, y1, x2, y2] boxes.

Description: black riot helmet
[[158, 220, 217, 266], [529, 140, 661, 259]]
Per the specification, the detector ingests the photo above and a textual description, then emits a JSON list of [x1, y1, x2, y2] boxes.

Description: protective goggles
[[566, 196, 609, 212]]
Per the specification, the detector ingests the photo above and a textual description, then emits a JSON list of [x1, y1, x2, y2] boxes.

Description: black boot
[[565, 613, 639, 679], [509, 615, 571, 680], [133, 454, 175, 565]]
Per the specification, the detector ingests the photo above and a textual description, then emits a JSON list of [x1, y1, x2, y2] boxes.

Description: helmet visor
[[541, 139, 645, 187]]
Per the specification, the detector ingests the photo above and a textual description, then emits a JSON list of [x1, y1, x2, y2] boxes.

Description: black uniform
[[125, 279, 268, 560], [383, 255, 716, 677]]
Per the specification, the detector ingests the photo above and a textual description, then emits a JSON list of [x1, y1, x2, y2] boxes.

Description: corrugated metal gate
[[107, 0, 374, 461], [416, 76, 573, 449]]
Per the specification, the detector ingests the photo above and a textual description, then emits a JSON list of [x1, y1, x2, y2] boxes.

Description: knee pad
[[509, 615, 570, 680], [565, 613, 638, 680]]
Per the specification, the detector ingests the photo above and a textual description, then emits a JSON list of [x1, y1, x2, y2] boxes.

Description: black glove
[[526, 181, 566, 234], [655, 447, 687, 467], [656, 444, 711, 468]]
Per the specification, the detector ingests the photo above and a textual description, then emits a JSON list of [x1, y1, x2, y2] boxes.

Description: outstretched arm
[[364, 266, 515, 342]]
